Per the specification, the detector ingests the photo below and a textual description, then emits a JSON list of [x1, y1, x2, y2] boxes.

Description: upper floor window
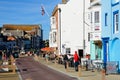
[[90, 12, 93, 23], [94, 11, 99, 23], [53, 32, 56, 43], [51, 16, 56, 25], [113, 11, 119, 33], [88, 33, 90, 41], [105, 13, 108, 26]]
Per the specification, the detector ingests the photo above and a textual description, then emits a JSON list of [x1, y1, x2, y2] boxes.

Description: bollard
[[45, 54, 49, 63], [78, 65, 81, 77], [101, 69, 106, 80], [12, 64, 16, 73], [34, 54, 39, 61], [66, 62, 69, 72], [46, 58, 48, 63], [86, 60, 88, 71], [54, 58, 56, 64], [10, 55, 16, 73]]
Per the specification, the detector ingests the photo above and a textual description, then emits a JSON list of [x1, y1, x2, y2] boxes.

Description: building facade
[[88, 0, 103, 60], [50, 0, 90, 57], [1, 24, 43, 52], [101, 0, 120, 70]]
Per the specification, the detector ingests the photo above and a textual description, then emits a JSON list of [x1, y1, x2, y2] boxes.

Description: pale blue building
[[101, 0, 120, 71]]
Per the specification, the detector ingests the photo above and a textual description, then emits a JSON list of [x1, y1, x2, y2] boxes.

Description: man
[[73, 51, 79, 71], [63, 54, 68, 69]]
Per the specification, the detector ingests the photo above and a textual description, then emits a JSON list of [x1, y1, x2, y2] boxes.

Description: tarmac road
[[16, 56, 78, 80]]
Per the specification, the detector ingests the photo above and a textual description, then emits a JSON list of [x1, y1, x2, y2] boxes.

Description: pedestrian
[[73, 51, 79, 71], [63, 54, 68, 69], [45, 53, 49, 62]]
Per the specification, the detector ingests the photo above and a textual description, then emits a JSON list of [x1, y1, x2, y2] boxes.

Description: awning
[[41, 47, 54, 52], [93, 40, 102, 48]]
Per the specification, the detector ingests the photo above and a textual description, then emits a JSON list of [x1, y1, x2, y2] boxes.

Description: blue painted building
[[101, 0, 120, 70]]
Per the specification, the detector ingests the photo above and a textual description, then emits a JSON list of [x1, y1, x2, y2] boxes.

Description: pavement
[[0, 55, 120, 80], [35, 55, 120, 80]]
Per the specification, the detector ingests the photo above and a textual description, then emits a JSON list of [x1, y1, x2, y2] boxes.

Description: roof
[[3, 24, 40, 31]]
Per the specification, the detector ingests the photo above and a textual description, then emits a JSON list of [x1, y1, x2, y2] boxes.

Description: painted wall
[[58, 0, 90, 55], [102, 0, 120, 70], [89, 0, 103, 60]]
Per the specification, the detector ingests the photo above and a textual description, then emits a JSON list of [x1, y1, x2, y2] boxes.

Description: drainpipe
[[83, 0, 85, 57], [59, 8, 61, 54]]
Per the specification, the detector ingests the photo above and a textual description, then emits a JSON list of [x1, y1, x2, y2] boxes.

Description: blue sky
[[0, 0, 61, 40]]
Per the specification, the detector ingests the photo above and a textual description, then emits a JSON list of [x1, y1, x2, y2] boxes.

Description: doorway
[[78, 49, 83, 58]]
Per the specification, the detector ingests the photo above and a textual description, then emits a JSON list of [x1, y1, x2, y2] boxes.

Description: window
[[105, 13, 108, 26], [94, 11, 99, 23], [51, 17, 56, 25], [53, 32, 56, 43], [66, 48, 71, 54], [90, 12, 93, 23], [88, 33, 90, 41], [113, 11, 119, 33]]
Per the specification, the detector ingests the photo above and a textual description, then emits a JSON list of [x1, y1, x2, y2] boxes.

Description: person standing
[[63, 54, 68, 69], [73, 51, 79, 71]]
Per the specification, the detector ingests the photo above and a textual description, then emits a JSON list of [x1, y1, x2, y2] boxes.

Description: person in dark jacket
[[63, 54, 68, 69]]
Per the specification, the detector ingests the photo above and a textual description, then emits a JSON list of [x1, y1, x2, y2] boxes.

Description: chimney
[[62, 0, 67, 4]]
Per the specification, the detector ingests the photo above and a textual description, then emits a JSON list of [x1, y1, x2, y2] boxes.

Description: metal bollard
[[78, 65, 81, 77]]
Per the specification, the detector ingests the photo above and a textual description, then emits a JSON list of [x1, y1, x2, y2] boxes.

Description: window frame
[[105, 13, 108, 26], [94, 11, 99, 23], [113, 10, 119, 34]]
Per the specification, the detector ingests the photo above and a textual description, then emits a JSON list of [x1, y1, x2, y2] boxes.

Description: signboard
[[106, 61, 119, 74]]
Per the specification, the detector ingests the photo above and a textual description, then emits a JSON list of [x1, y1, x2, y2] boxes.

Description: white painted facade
[[50, 0, 90, 56], [89, 0, 101, 41], [49, 17, 57, 48]]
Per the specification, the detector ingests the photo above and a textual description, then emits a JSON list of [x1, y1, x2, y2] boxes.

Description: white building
[[88, 0, 102, 60], [49, 0, 90, 57]]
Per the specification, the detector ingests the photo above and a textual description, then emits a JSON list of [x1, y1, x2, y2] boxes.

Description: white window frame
[[114, 12, 119, 33], [94, 11, 99, 23]]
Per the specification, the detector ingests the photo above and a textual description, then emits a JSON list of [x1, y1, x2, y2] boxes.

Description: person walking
[[63, 54, 68, 69], [73, 51, 79, 71]]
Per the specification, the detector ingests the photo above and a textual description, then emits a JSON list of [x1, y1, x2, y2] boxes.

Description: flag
[[41, 6, 45, 15]]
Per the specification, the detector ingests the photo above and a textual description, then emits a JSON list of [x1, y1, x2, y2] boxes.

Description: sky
[[0, 0, 61, 40]]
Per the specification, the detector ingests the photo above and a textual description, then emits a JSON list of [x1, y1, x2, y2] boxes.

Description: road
[[16, 56, 78, 80]]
